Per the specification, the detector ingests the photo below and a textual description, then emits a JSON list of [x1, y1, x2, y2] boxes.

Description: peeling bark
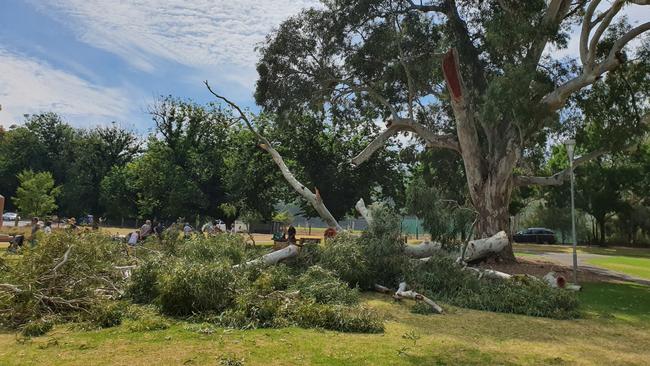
[[462, 231, 509, 263]]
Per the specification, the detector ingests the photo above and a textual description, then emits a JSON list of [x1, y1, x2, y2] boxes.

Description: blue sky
[[0, 1, 648, 133], [0, 0, 316, 132]]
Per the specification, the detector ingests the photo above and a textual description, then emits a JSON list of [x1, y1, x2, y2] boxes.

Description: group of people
[[127, 220, 165, 246], [6, 217, 53, 253]]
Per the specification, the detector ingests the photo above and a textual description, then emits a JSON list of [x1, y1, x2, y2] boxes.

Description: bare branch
[[351, 116, 460, 167], [580, 0, 602, 65], [543, 19, 650, 111], [587, 1, 625, 67], [52, 246, 72, 274], [205, 81, 342, 230]]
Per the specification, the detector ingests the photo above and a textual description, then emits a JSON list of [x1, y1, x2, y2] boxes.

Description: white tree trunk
[[464, 266, 512, 280], [461, 231, 509, 263], [404, 241, 442, 258], [394, 282, 443, 314], [236, 244, 301, 267], [355, 198, 372, 225]]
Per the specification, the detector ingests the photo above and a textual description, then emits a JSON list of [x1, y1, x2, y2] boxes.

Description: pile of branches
[[0, 232, 130, 330]]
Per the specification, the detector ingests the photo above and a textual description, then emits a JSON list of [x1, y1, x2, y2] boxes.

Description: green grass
[[579, 282, 650, 323], [1, 283, 649, 365], [585, 256, 650, 280]]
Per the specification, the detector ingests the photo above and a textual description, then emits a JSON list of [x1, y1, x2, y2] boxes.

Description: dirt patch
[[478, 258, 619, 283]]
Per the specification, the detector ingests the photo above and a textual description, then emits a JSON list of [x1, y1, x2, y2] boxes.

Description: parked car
[[2, 212, 19, 222], [513, 228, 557, 244]]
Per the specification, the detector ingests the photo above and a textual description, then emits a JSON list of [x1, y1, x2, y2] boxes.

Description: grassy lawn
[[585, 257, 650, 280], [1, 283, 649, 365]]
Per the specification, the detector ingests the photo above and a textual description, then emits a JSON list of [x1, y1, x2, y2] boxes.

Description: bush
[[20, 318, 53, 337], [360, 206, 409, 287], [178, 234, 248, 264], [127, 259, 162, 304], [320, 232, 372, 288], [290, 266, 359, 305], [290, 302, 383, 333], [122, 304, 170, 331], [158, 259, 238, 315], [0, 231, 128, 328], [86, 302, 124, 328]]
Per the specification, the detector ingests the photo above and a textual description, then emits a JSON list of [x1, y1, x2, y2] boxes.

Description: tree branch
[[514, 138, 645, 187], [542, 18, 650, 111], [350, 116, 460, 167], [205, 81, 342, 230]]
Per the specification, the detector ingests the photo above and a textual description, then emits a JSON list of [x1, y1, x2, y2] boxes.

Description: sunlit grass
[[1, 283, 649, 365]]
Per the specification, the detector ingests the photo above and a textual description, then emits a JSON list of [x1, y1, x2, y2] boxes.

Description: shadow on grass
[[579, 282, 650, 324]]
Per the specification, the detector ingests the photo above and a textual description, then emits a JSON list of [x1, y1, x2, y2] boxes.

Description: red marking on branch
[[443, 49, 462, 101]]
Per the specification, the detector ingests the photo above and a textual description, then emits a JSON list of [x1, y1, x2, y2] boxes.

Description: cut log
[[394, 282, 443, 314], [543, 271, 567, 288], [404, 241, 442, 258], [236, 244, 301, 267], [373, 283, 392, 293], [464, 266, 512, 280], [461, 231, 509, 263]]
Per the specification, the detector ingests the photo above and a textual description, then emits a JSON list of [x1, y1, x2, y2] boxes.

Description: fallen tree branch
[[355, 198, 372, 225], [464, 267, 512, 280], [205, 81, 342, 231], [52, 246, 72, 274], [236, 244, 301, 268], [394, 282, 443, 314], [461, 231, 509, 263], [404, 241, 442, 258]]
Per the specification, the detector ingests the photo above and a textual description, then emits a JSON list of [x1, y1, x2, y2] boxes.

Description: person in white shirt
[[43, 221, 52, 234], [140, 220, 152, 239], [128, 231, 139, 246], [183, 223, 192, 239]]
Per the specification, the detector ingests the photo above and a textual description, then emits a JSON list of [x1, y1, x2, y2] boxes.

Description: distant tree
[[12, 170, 61, 218]]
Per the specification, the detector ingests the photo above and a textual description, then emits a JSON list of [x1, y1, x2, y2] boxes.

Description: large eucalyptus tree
[[254, 0, 649, 259]]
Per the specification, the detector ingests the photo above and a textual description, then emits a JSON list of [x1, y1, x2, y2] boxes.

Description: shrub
[[320, 232, 372, 288], [127, 258, 162, 304], [290, 266, 359, 305], [158, 259, 238, 315], [86, 302, 124, 328], [20, 318, 53, 337], [290, 302, 384, 333], [0, 231, 128, 328], [360, 206, 409, 287], [179, 234, 248, 264]]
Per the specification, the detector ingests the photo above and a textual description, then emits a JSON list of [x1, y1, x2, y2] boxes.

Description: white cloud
[[0, 48, 132, 127], [32, 0, 318, 82]]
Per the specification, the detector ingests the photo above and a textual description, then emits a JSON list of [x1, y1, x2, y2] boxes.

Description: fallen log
[[235, 244, 301, 268], [464, 266, 512, 280], [394, 282, 443, 314], [461, 231, 509, 263], [404, 241, 442, 258]]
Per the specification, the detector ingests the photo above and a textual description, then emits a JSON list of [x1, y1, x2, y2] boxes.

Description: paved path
[[520, 249, 650, 286]]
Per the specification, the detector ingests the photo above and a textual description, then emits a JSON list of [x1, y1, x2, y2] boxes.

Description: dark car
[[513, 228, 556, 244]]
